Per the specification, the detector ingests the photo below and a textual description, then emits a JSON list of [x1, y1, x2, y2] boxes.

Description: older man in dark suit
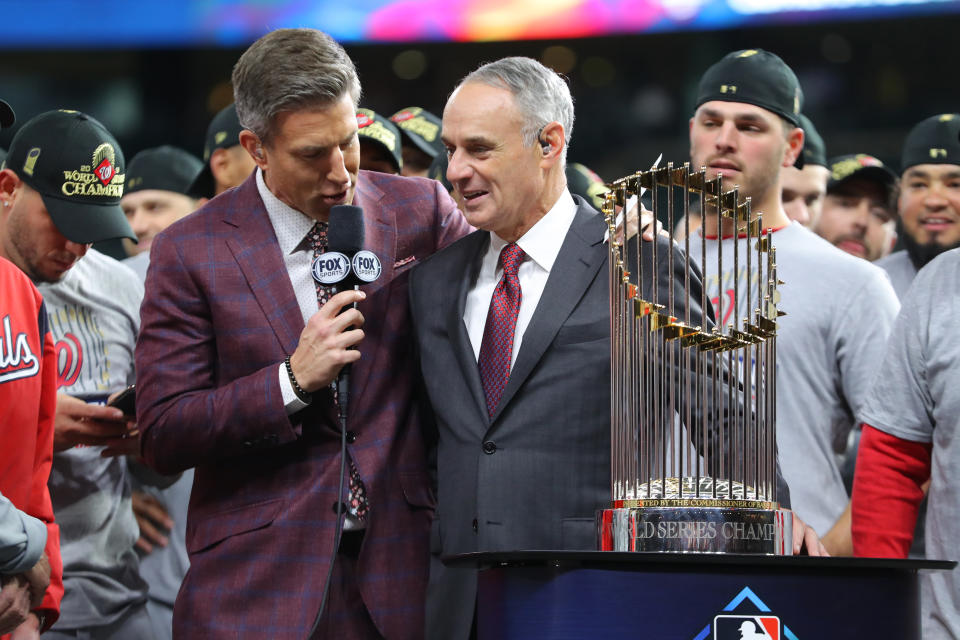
[[135, 29, 470, 639], [409, 56, 821, 640]]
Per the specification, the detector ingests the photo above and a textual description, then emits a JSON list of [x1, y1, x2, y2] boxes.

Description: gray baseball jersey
[[690, 222, 900, 534], [875, 250, 917, 299], [860, 247, 960, 639]]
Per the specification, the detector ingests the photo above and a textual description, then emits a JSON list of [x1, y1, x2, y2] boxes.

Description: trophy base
[[597, 491, 792, 555]]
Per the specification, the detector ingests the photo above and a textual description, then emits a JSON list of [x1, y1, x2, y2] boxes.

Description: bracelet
[[284, 355, 312, 403]]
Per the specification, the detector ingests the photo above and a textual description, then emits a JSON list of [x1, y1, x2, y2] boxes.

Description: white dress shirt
[[464, 189, 578, 367], [256, 169, 319, 414]]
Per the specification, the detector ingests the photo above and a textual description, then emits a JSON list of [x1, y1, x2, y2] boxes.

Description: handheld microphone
[[312, 204, 383, 293], [309, 203, 382, 637]]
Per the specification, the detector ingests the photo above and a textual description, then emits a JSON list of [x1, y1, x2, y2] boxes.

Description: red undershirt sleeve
[[851, 424, 932, 558]]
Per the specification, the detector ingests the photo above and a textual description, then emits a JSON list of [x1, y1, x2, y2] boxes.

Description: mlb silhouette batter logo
[[692, 586, 798, 640], [714, 614, 780, 639]]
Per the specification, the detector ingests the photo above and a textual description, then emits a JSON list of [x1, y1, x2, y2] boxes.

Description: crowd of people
[[0, 27, 958, 640]]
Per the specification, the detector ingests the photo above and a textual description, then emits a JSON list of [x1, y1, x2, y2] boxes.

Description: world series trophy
[[596, 163, 792, 555]]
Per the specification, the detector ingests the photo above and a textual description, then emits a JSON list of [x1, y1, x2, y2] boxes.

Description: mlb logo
[[713, 614, 780, 639]]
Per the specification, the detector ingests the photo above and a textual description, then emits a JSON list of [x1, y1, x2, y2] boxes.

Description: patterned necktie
[[477, 243, 526, 417], [308, 221, 369, 520]]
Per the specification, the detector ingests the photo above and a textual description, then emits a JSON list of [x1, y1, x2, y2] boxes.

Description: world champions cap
[[390, 106, 444, 159], [900, 114, 960, 172], [357, 108, 402, 173], [126, 145, 203, 196], [4, 110, 134, 244], [695, 48, 804, 127], [797, 113, 827, 168], [0, 99, 14, 129], [188, 103, 245, 199]]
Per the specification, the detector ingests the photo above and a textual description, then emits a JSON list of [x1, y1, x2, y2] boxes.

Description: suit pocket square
[[394, 255, 417, 269]]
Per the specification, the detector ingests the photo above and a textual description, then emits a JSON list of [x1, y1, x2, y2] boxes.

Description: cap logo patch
[[930, 148, 948, 159], [91, 142, 118, 186], [214, 131, 228, 145], [22, 148, 41, 177], [356, 112, 374, 128], [939, 114, 955, 122], [391, 109, 417, 123], [793, 91, 800, 114], [720, 85, 737, 94], [737, 50, 759, 58]]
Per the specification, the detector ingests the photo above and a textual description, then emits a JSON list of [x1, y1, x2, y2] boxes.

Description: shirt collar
[[256, 168, 317, 255], [487, 188, 577, 273]]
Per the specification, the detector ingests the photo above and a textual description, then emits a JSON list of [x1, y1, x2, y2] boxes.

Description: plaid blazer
[[136, 170, 470, 639]]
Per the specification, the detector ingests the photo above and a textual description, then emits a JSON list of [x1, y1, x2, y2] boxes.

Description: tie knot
[[308, 221, 329, 255], [500, 243, 525, 277]]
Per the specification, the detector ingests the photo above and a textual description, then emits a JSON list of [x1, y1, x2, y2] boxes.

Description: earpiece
[[256, 148, 264, 159], [540, 139, 550, 155]]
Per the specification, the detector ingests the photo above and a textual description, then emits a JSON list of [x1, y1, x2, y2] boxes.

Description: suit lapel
[[348, 177, 395, 406], [489, 202, 607, 424], [448, 230, 491, 424], [223, 177, 303, 355]]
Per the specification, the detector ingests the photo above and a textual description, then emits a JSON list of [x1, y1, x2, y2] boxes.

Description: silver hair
[[458, 56, 574, 158], [232, 29, 361, 144]]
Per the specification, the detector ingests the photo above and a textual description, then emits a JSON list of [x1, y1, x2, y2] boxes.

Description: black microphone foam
[[327, 205, 365, 255]]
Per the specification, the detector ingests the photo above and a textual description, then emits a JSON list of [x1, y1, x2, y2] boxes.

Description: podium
[[447, 551, 954, 639]]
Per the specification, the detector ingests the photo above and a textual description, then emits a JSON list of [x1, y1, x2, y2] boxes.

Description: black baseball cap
[[695, 49, 803, 127], [390, 107, 444, 159], [0, 99, 14, 129], [5, 110, 134, 244], [126, 145, 203, 196], [901, 113, 960, 172], [566, 162, 609, 210], [797, 113, 827, 168], [187, 103, 244, 198], [0, 148, 6, 165], [827, 154, 898, 200], [357, 108, 402, 173]]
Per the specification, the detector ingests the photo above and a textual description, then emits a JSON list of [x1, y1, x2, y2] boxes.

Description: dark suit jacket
[[135, 170, 471, 639], [409, 197, 785, 639]]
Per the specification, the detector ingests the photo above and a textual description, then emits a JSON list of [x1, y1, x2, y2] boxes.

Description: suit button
[[332, 501, 348, 514], [472, 518, 478, 533], [346, 431, 357, 444], [482, 441, 497, 454]]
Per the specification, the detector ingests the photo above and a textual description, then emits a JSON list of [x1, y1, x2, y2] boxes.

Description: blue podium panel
[[460, 552, 952, 640]]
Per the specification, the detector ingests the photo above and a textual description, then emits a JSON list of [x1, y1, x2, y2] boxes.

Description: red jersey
[[0, 256, 63, 631]]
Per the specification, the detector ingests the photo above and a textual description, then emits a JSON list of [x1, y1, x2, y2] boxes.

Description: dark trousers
[[312, 530, 383, 640]]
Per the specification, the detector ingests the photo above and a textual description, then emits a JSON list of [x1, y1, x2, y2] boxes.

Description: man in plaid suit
[[135, 29, 470, 639]]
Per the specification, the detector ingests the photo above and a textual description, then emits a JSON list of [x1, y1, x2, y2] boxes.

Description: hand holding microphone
[[288, 205, 382, 394]]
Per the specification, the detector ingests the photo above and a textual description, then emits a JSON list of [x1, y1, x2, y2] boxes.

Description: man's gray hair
[[459, 56, 574, 156], [232, 28, 361, 144]]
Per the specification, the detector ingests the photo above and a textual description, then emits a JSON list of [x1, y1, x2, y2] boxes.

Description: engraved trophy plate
[[597, 163, 791, 555]]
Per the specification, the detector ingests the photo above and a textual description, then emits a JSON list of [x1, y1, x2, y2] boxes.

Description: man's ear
[[238, 130, 267, 171], [538, 121, 565, 165], [0, 168, 22, 208], [783, 126, 805, 168]]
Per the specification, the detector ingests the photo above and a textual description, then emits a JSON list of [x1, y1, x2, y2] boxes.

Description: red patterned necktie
[[477, 242, 526, 417], [308, 222, 369, 520]]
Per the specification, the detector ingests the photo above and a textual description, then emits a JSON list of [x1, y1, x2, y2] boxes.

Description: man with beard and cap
[[852, 245, 960, 638], [815, 154, 898, 262], [390, 107, 443, 178], [121, 145, 203, 279], [876, 113, 960, 298], [781, 113, 830, 227], [186, 103, 256, 200], [686, 49, 899, 555], [357, 109, 403, 175], [0, 98, 63, 640], [0, 110, 158, 639]]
